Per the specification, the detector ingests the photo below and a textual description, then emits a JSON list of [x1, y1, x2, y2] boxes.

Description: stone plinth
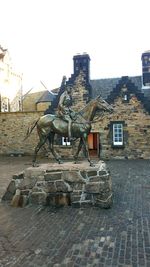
[[3, 161, 113, 208]]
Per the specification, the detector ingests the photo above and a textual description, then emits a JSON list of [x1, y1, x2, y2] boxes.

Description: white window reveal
[[113, 123, 123, 146], [62, 137, 71, 146]]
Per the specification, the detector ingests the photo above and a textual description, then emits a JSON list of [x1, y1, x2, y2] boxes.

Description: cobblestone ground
[[0, 157, 150, 267]]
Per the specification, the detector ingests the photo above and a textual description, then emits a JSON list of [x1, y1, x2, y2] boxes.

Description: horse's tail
[[24, 118, 40, 141]]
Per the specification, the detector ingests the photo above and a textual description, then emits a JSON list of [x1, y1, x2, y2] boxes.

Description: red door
[[88, 133, 100, 157]]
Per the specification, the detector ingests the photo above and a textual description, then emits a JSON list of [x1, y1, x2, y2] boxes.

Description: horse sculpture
[[24, 96, 113, 166]]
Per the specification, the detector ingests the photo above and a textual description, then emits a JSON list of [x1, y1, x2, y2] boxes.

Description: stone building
[[0, 45, 23, 112], [1, 51, 150, 160], [45, 52, 150, 159]]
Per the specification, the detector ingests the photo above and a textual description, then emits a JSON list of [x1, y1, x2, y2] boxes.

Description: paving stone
[[0, 157, 150, 267]]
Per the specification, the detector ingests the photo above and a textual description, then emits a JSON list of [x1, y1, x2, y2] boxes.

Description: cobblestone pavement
[[0, 157, 150, 267]]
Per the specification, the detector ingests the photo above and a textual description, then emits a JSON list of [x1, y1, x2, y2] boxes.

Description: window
[[18, 100, 21, 111], [113, 123, 123, 146], [124, 94, 128, 101], [1, 98, 9, 112], [62, 137, 71, 146], [2, 103, 8, 112], [121, 87, 129, 102]]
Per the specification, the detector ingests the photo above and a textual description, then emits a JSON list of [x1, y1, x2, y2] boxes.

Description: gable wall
[[92, 95, 150, 159]]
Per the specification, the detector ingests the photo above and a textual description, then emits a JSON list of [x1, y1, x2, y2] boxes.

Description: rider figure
[[57, 85, 73, 139]]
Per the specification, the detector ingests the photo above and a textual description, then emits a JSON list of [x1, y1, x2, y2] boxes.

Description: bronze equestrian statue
[[24, 89, 113, 166]]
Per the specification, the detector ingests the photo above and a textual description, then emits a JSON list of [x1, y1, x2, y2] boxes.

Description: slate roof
[[50, 76, 143, 101], [91, 75, 150, 104], [45, 74, 150, 114], [90, 75, 150, 113], [90, 77, 119, 99], [23, 91, 45, 102], [36, 90, 56, 103], [90, 76, 143, 100]]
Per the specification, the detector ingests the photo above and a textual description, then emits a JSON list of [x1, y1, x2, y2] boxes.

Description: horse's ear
[[97, 95, 101, 99]]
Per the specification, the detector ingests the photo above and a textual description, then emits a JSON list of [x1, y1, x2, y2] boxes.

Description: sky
[[1, 0, 150, 93]]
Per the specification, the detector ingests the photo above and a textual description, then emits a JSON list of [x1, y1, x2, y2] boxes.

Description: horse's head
[[96, 95, 113, 113], [79, 96, 113, 122]]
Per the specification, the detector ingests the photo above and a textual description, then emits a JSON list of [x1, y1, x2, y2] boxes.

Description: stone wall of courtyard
[[0, 111, 78, 159], [0, 111, 43, 155]]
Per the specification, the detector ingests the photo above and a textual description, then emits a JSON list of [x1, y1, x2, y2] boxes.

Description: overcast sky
[[1, 0, 150, 92]]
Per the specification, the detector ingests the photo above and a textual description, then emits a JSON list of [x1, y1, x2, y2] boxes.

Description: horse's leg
[[47, 133, 63, 164], [82, 135, 94, 167], [32, 135, 47, 166], [74, 138, 83, 164]]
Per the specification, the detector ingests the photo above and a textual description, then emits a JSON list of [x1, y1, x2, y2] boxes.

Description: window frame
[[121, 91, 130, 103], [62, 137, 71, 146], [113, 123, 123, 146], [110, 121, 125, 148]]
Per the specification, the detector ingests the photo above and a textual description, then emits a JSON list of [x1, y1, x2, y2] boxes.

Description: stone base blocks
[[3, 161, 113, 208]]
